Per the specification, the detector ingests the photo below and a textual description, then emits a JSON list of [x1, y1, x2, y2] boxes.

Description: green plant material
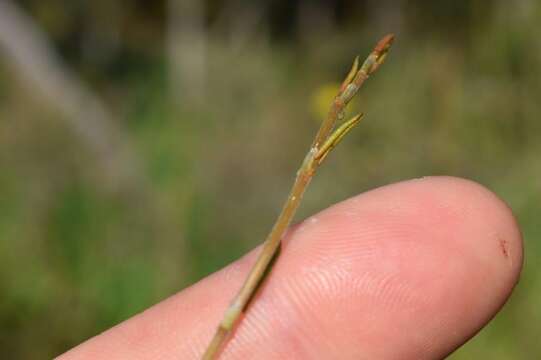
[[202, 34, 395, 360], [315, 113, 364, 164]]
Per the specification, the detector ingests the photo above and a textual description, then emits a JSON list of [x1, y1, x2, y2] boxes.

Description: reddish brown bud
[[374, 33, 395, 56]]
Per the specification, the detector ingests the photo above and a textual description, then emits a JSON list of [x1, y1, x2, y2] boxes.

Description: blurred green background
[[0, 0, 539, 358]]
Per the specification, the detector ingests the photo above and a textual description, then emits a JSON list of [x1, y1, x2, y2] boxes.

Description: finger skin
[[58, 176, 523, 359]]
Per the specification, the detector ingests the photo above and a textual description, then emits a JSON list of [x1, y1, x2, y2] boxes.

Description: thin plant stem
[[202, 34, 395, 360]]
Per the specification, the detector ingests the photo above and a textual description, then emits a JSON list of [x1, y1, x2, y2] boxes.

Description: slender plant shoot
[[202, 34, 395, 359]]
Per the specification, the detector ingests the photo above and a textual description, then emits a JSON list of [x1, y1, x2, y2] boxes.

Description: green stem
[[201, 34, 394, 360]]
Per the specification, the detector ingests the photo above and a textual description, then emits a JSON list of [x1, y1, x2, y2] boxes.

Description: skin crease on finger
[[58, 176, 523, 360]]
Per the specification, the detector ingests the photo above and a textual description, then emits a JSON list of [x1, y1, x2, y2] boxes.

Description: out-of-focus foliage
[[0, 0, 539, 358]]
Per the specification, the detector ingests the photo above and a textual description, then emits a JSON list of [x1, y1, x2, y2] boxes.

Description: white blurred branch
[[212, 0, 268, 53], [298, 0, 334, 40], [0, 0, 193, 286], [0, 0, 144, 192], [167, 0, 207, 107]]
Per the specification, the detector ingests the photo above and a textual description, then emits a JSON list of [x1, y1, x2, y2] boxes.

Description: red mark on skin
[[499, 238, 509, 259]]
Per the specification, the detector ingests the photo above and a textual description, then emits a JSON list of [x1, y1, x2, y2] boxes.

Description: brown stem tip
[[374, 33, 395, 57]]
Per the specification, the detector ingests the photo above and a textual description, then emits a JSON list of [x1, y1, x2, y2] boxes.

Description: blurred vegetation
[[0, 0, 539, 358]]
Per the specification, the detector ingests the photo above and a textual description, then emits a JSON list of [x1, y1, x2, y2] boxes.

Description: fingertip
[[273, 176, 524, 358], [405, 176, 523, 284]]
